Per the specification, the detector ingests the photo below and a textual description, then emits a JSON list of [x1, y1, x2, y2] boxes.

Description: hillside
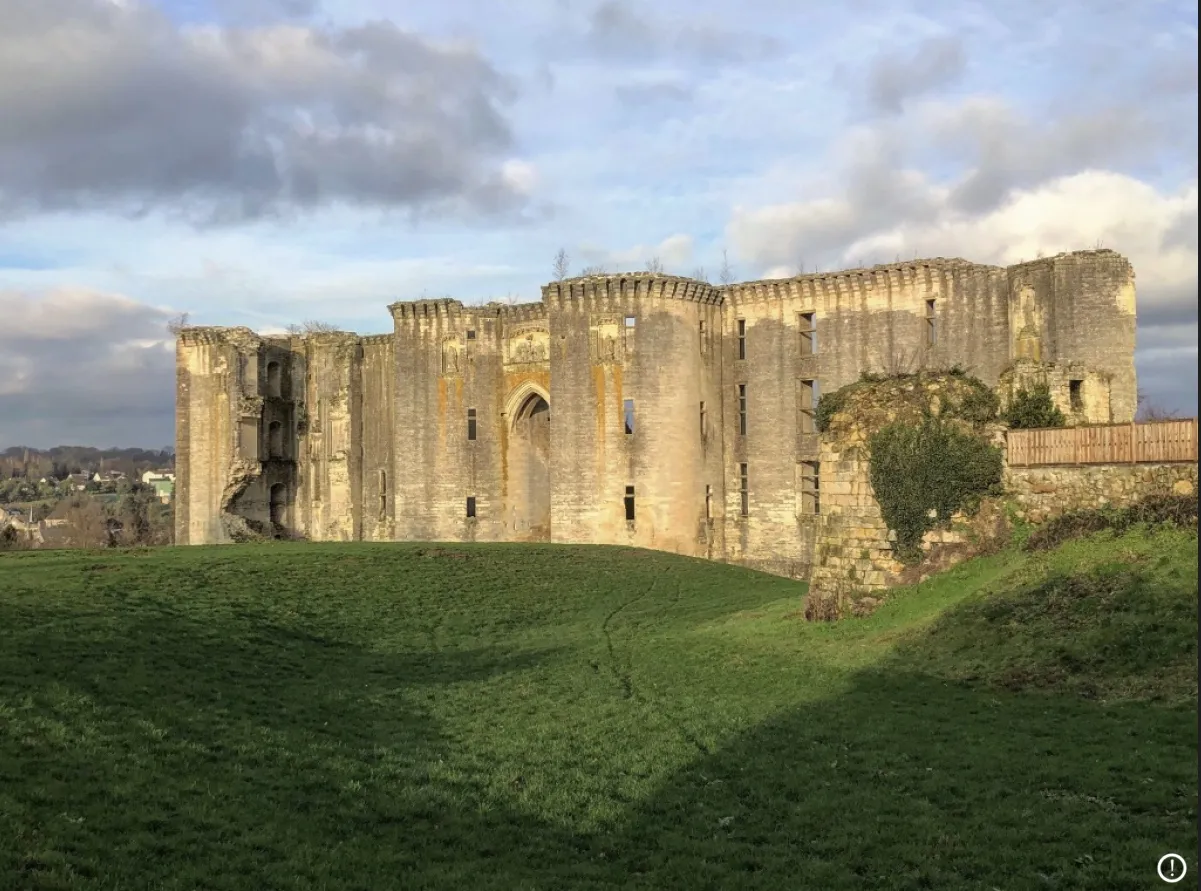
[[0, 528, 1195, 889]]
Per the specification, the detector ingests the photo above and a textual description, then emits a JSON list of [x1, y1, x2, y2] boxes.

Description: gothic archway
[[505, 388, 551, 541]]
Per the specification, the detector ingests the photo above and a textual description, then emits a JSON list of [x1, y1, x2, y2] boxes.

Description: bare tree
[[58, 495, 112, 549], [795, 259, 807, 275], [166, 312, 190, 335], [286, 320, 340, 335], [645, 255, 664, 274], [692, 266, 708, 282], [1136, 389, 1182, 422], [553, 247, 570, 281], [580, 264, 607, 276], [718, 249, 734, 286]]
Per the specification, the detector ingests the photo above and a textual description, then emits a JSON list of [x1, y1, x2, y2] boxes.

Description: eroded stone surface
[[174, 250, 1148, 601]]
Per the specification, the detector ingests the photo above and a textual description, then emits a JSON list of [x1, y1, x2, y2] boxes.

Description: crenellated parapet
[[177, 325, 263, 349], [360, 333, 394, 346], [387, 298, 467, 322], [722, 258, 993, 307], [497, 303, 548, 324], [542, 273, 721, 309]]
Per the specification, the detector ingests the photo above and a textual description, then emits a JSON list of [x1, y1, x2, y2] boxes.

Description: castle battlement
[[387, 298, 466, 320], [542, 273, 722, 308], [176, 246, 1138, 584]]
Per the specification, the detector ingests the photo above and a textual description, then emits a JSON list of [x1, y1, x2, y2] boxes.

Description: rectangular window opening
[[800, 461, 820, 515], [738, 384, 747, 436], [739, 463, 749, 517], [379, 469, 387, 519], [624, 485, 635, 521], [705, 484, 712, 522], [699, 400, 707, 438], [466, 496, 477, 519], [798, 379, 818, 434], [1069, 379, 1084, 412], [737, 318, 746, 359], [799, 311, 817, 356], [467, 408, 477, 441], [925, 299, 937, 346], [624, 398, 634, 435], [624, 316, 636, 328], [466, 329, 477, 340]]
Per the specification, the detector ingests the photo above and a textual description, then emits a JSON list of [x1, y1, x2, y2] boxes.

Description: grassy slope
[[0, 530, 1195, 891]]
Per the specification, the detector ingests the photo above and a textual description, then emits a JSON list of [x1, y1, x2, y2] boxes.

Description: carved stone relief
[[505, 326, 550, 365], [442, 336, 463, 376], [589, 316, 622, 365]]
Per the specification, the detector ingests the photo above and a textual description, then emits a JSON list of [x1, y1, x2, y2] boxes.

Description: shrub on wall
[[956, 379, 1000, 426], [817, 369, 1000, 434], [1004, 383, 1065, 429], [868, 418, 1004, 564]]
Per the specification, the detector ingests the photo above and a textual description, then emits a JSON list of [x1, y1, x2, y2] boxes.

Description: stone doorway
[[506, 391, 551, 541]]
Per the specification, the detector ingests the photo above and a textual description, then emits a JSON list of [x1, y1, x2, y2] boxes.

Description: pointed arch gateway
[[503, 381, 551, 541]]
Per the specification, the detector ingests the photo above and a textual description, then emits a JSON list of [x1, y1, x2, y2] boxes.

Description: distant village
[[0, 446, 175, 549]]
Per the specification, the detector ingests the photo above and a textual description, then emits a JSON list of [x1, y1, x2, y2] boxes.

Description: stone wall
[[1005, 463, 1198, 524], [176, 248, 1143, 575]]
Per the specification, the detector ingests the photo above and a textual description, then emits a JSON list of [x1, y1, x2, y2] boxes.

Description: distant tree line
[[0, 445, 174, 482]]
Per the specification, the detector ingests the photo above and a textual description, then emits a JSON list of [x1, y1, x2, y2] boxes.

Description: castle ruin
[[175, 248, 1137, 577]]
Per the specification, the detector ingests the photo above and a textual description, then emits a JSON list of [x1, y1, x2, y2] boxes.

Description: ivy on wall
[[868, 418, 1004, 564], [814, 368, 1005, 566]]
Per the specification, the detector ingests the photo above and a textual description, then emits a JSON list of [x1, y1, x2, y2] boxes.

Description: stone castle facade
[[175, 248, 1137, 577]]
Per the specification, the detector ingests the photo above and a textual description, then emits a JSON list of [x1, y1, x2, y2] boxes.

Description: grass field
[[1, 526, 1196, 890]]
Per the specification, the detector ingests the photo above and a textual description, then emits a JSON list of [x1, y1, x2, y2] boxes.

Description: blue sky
[[0, 0, 1196, 448]]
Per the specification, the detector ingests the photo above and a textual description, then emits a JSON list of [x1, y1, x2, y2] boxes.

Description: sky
[[0, 0, 1196, 449]]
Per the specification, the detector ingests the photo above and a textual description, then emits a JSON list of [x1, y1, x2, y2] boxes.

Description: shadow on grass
[[2, 585, 1196, 890]]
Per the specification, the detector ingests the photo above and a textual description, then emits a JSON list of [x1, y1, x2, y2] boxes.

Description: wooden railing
[[1006, 418, 1198, 467]]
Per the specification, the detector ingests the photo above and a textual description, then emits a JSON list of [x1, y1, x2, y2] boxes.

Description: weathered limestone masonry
[[802, 374, 1010, 619], [1006, 463, 1198, 524], [176, 248, 1139, 577]]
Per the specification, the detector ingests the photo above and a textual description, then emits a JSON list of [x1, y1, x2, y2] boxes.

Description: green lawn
[[0, 528, 1196, 890]]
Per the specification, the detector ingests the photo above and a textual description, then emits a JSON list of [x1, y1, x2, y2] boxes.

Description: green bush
[[1025, 493, 1198, 552], [1004, 383, 1065, 429], [868, 419, 1004, 563], [956, 381, 1000, 426]]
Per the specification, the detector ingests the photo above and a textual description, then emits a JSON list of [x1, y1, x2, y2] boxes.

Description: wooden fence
[[1006, 418, 1199, 467]]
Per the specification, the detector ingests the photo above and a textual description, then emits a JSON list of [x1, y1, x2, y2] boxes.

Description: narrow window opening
[[738, 384, 747, 436], [379, 469, 387, 519], [624, 399, 634, 435], [799, 312, 817, 356], [798, 379, 818, 434], [705, 484, 712, 522], [800, 461, 820, 515], [467, 408, 477, 441], [268, 420, 283, 459], [466, 496, 477, 519], [737, 318, 746, 359], [925, 299, 937, 346], [624, 485, 635, 521], [266, 361, 282, 398], [739, 463, 749, 517], [699, 319, 707, 352], [699, 400, 707, 438], [1069, 379, 1084, 412]]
